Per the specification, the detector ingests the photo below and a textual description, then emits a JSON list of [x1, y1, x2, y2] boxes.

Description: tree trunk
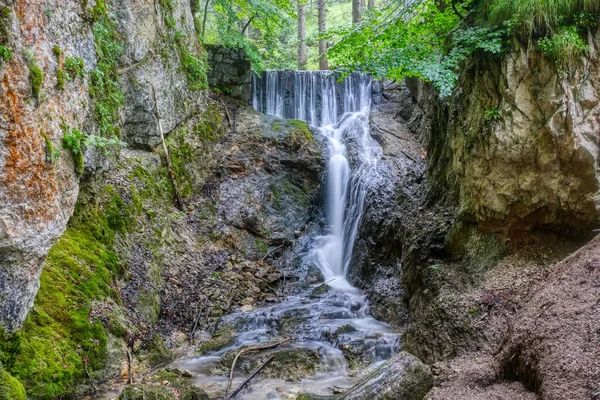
[[298, 1, 307, 70], [318, 0, 328, 69], [368, 0, 374, 9], [352, 0, 360, 24], [201, 0, 210, 41]]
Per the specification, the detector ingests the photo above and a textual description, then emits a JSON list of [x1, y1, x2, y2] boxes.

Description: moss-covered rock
[[0, 366, 26, 400]]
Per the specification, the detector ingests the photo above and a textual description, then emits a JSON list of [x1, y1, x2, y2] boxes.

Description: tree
[[298, 0, 307, 69], [352, 0, 360, 24], [368, 0, 374, 10], [318, 0, 328, 69]]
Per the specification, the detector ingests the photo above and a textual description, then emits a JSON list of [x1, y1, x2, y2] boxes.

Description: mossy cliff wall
[[0, 0, 207, 335]]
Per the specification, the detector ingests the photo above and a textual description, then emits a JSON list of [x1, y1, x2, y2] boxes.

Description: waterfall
[[253, 71, 381, 290]]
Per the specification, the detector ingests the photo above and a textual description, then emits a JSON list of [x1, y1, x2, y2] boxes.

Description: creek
[[167, 71, 400, 399]]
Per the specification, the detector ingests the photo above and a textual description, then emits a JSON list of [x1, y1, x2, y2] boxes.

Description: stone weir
[[252, 70, 372, 127]]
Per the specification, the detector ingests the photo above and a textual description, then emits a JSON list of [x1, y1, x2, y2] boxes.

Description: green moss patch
[[4, 186, 140, 399]]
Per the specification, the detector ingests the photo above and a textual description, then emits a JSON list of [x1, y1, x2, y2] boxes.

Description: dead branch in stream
[[153, 86, 183, 211], [224, 337, 291, 397], [225, 355, 276, 400]]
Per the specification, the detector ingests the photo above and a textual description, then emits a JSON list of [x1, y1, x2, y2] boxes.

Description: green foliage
[[329, 1, 502, 97], [64, 56, 85, 79], [5, 186, 138, 399], [52, 45, 61, 57], [0, 45, 11, 62], [538, 25, 588, 67], [484, 0, 599, 38], [204, 0, 295, 71], [29, 63, 44, 99], [90, 5, 124, 138], [484, 108, 502, 121], [174, 31, 208, 90], [62, 123, 126, 175]]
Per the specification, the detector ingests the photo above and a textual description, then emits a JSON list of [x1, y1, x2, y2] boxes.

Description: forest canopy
[[198, 0, 600, 96]]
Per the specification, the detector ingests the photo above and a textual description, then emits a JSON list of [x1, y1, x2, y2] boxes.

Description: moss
[[41, 131, 61, 163], [52, 45, 61, 57], [29, 63, 44, 99], [0, 45, 11, 62], [64, 56, 85, 79], [0, 7, 11, 46], [193, 105, 224, 141], [90, 3, 124, 138], [165, 130, 195, 198], [4, 186, 140, 399], [0, 367, 26, 400], [289, 119, 314, 141], [146, 335, 173, 367], [56, 68, 67, 90], [158, 2, 207, 90], [255, 238, 268, 255]]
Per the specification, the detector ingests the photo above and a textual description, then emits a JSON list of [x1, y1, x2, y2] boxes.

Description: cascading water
[[255, 71, 379, 289], [167, 71, 398, 399]]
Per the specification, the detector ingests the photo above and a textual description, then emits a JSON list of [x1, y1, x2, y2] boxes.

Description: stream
[[100, 71, 399, 399], [169, 71, 399, 399]]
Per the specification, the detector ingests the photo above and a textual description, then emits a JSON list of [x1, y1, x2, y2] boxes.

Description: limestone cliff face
[[410, 29, 600, 236], [0, 0, 206, 332]]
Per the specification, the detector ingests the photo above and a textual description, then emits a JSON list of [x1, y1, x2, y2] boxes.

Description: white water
[[255, 71, 380, 291]]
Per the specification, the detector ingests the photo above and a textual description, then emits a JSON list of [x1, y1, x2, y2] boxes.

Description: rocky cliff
[[0, 0, 207, 333], [348, 25, 600, 400]]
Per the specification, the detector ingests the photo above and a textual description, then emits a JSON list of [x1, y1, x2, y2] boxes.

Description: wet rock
[[305, 265, 325, 284], [196, 323, 237, 355], [180, 386, 209, 400], [220, 347, 324, 382], [338, 351, 432, 400], [310, 283, 331, 298], [118, 385, 176, 400]]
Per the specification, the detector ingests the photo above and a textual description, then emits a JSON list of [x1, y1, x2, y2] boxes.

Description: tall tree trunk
[[201, 0, 210, 41], [368, 0, 374, 9], [352, 0, 360, 24], [298, 1, 307, 70], [318, 0, 328, 70]]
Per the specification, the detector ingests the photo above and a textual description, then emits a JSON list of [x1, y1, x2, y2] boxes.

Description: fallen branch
[[224, 337, 291, 396], [126, 349, 134, 384], [84, 349, 97, 393], [219, 97, 233, 131], [261, 244, 285, 261], [189, 297, 209, 344], [153, 86, 183, 211], [316, 277, 336, 288], [225, 355, 275, 400]]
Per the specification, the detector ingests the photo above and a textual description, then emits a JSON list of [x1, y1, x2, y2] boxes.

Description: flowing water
[[167, 71, 399, 399]]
